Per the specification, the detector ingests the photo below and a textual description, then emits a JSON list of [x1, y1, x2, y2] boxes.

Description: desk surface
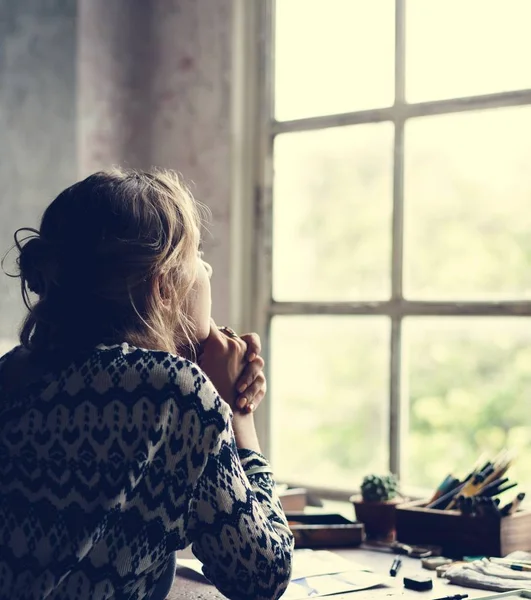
[[169, 547, 489, 600]]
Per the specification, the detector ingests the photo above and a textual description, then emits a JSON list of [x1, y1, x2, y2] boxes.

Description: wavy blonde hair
[[11, 168, 205, 356]]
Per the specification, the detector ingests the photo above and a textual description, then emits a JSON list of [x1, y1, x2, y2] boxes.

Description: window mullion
[[252, 0, 276, 457], [390, 0, 406, 477]]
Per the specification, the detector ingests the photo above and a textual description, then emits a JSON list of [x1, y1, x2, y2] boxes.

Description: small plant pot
[[350, 495, 402, 541]]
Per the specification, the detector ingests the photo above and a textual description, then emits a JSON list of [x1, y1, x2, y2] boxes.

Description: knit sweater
[[0, 343, 293, 600]]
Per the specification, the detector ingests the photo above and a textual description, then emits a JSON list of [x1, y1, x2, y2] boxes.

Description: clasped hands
[[198, 320, 266, 415]]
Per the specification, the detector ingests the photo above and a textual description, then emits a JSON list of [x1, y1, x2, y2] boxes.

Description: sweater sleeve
[[186, 415, 294, 600]]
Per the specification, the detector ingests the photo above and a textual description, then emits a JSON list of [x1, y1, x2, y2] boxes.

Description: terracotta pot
[[350, 495, 402, 541]]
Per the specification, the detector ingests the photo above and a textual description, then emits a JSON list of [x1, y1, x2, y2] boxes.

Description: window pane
[[271, 316, 390, 488], [404, 107, 531, 299], [406, 0, 531, 102], [273, 124, 393, 301], [275, 0, 394, 121], [404, 318, 531, 491]]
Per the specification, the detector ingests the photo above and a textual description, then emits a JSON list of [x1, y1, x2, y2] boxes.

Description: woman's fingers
[[217, 327, 261, 362], [239, 332, 261, 362], [237, 373, 266, 413], [236, 354, 265, 393], [233, 331, 265, 413], [207, 323, 247, 355], [218, 325, 239, 339]]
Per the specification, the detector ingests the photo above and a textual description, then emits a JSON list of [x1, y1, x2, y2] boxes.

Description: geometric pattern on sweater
[[0, 343, 293, 600]]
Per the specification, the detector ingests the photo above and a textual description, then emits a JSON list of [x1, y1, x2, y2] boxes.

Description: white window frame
[[232, 0, 531, 497]]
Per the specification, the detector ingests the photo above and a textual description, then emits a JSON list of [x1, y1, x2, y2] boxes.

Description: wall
[[0, 0, 234, 350], [0, 0, 78, 351], [78, 0, 234, 325]]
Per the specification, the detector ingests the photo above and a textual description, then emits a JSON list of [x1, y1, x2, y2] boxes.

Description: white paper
[[175, 549, 376, 595], [292, 549, 370, 580], [282, 570, 385, 600]]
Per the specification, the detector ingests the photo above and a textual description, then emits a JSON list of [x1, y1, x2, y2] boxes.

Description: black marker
[[432, 594, 468, 600], [486, 481, 518, 497], [390, 556, 402, 577], [481, 476, 508, 494]]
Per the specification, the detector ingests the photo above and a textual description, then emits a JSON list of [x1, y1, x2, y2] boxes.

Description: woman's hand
[[199, 321, 262, 451], [198, 321, 247, 409], [199, 321, 267, 413], [210, 325, 266, 415], [235, 332, 267, 414]]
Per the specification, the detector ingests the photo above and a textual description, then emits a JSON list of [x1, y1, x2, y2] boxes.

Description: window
[[254, 0, 531, 494]]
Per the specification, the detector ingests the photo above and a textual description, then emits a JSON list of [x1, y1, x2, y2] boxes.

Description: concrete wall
[[0, 0, 234, 350], [0, 0, 78, 350]]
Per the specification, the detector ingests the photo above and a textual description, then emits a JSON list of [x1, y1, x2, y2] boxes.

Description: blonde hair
[[10, 167, 205, 356]]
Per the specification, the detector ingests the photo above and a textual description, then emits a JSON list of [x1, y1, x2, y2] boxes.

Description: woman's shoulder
[[93, 342, 201, 383], [88, 343, 228, 416], [91, 341, 190, 368]]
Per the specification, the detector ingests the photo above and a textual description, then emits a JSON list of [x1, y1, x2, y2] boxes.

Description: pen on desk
[[489, 558, 531, 571], [489, 556, 531, 569], [390, 556, 402, 577], [489, 557, 531, 565], [432, 594, 468, 600]]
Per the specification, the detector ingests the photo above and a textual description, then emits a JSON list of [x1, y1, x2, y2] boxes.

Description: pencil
[[427, 483, 465, 510], [489, 557, 531, 571], [428, 474, 453, 504]]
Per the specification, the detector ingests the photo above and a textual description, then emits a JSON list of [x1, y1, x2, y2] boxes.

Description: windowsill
[[280, 481, 430, 504]]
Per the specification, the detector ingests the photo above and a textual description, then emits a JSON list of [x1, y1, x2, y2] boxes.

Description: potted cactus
[[350, 474, 402, 540]]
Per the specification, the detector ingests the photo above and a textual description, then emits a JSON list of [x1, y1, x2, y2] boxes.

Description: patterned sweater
[[0, 343, 293, 600]]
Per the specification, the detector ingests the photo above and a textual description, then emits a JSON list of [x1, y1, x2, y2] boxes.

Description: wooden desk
[[169, 547, 488, 600]]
